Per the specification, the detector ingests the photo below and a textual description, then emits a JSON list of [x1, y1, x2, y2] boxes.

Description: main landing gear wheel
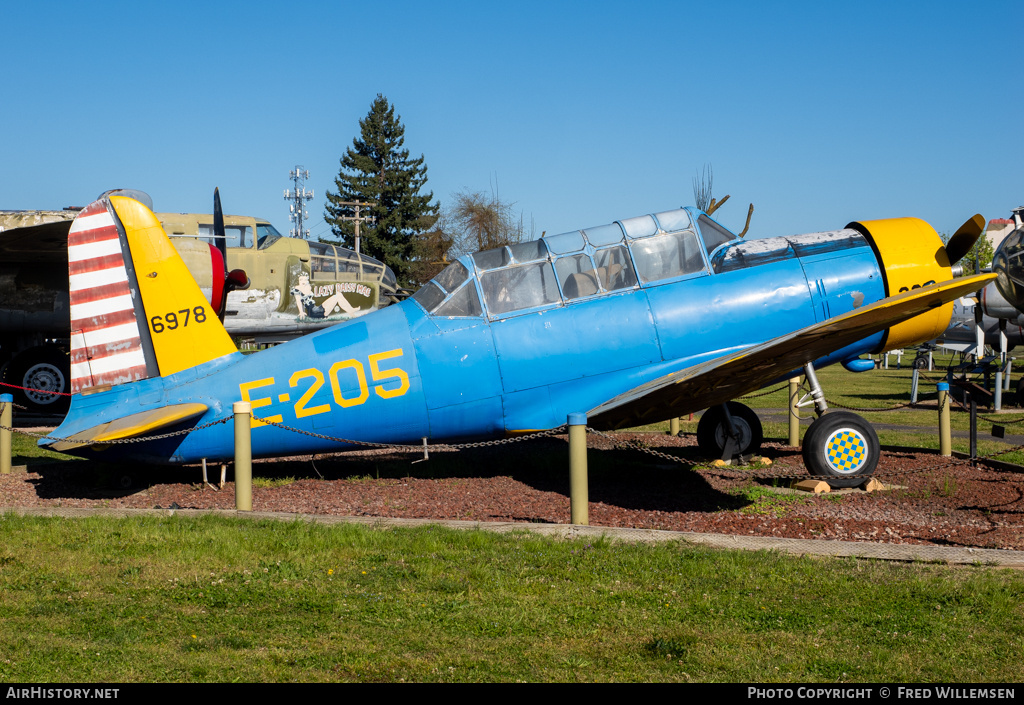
[[2, 346, 70, 415], [801, 411, 879, 489], [696, 402, 763, 458]]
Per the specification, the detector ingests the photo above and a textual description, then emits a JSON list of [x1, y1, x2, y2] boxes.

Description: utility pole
[[283, 166, 314, 239], [335, 200, 377, 254]]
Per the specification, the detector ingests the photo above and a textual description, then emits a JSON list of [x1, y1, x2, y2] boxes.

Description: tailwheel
[[801, 411, 879, 488], [696, 402, 763, 459]]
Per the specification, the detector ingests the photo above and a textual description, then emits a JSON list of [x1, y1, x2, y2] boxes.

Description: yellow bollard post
[[668, 417, 680, 436], [1, 394, 12, 475], [937, 382, 951, 457], [568, 413, 589, 526], [788, 376, 801, 447], [233, 401, 252, 511]]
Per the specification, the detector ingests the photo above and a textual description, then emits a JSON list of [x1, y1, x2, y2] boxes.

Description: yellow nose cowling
[[848, 217, 954, 353]]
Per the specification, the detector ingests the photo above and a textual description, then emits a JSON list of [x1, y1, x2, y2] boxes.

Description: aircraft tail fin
[[68, 195, 237, 394]]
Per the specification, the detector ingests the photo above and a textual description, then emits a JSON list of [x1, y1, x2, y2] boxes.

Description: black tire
[[2, 346, 70, 415], [913, 356, 928, 370], [1016, 377, 1024, 407], [801, 411, 879, 489], [696, 402, 763, 458]]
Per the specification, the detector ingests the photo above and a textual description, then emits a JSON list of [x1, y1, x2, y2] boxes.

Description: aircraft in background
[[916, 208, 1024, 404], [41, 192, 995, 488], [935, 294, 1023, 356]]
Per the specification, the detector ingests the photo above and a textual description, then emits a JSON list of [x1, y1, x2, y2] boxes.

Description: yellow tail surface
[[109, 195, 236, 376]]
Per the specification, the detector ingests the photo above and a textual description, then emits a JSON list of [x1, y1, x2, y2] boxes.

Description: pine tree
[[324, 94, 438, 286]]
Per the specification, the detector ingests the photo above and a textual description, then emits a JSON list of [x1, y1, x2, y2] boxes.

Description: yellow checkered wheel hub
[[823, 428, 868, 474]]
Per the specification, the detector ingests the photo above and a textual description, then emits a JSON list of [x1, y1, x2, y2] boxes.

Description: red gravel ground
[[3, 432, 1023, 552]]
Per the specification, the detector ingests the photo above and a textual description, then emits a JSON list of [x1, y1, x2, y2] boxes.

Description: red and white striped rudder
[[67, 199, 154, 393]]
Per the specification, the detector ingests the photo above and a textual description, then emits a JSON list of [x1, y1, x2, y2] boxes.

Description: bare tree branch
[[692, 164, 713, 212], [446, 188, 526, 258], [692, 163, 754, 236]]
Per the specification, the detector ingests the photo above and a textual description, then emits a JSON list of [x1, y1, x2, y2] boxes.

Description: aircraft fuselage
[[54, 210, 906, 464]]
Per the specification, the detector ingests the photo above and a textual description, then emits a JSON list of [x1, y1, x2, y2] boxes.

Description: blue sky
[[3, 1, 1020, 241]]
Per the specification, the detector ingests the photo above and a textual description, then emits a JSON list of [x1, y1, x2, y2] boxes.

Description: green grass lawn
[[2, 357, 1024, 682], [9, 430, 82, 467], [0, 514, 1021, 683]]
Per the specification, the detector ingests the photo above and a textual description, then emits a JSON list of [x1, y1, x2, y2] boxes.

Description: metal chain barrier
[[914, 368, 1024, 425], [934, 380, 1024, 426], [253, 412, 1024, 480], [0, 410, 564, 452], [587, 424, 816, 480], [976, 412, 1024, 426], [738, 383, 789, 400], [249, 415, 568, 451], [917, 370, 949, 387], [822, 397, 927, 412], [586, 426, 704, 469], [2, 387, 1022, 484], [779, 377, 932, 416], [0, 416, 231, 446]]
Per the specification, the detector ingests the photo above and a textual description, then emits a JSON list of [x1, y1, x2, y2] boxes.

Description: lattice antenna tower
[[283, 166, 314, 239]]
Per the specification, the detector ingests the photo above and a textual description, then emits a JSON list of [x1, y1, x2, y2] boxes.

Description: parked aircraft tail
[[68, 194, 237, 395]]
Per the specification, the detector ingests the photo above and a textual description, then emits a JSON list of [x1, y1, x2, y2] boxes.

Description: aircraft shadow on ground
[[309, 438, 750, 514], [26, 461, 190, 501], [25, 437, 751, 514]]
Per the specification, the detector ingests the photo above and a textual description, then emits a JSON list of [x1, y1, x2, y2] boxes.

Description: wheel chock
[[860, 478, 885, 492], [793, 479, 831, 493]]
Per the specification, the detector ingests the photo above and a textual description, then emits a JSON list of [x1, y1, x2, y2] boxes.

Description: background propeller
[[210, 188, 249, 321], [213, 187, 228, 267]]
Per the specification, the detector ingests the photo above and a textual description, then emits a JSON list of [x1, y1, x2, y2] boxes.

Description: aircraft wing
[[587, 273, 996, 430], [0, 211, 75, 263]]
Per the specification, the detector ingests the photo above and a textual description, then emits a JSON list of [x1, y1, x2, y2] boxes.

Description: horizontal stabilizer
[[588, 272, 996, 430], [46, 403, 209, 452]]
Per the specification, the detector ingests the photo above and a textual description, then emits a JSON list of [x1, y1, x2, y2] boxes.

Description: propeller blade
[[944, 214, 986, 265], [213, 187, 227, 268]]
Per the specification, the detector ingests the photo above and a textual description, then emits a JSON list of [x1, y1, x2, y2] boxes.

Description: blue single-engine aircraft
[[43, 192, 996, 487]]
